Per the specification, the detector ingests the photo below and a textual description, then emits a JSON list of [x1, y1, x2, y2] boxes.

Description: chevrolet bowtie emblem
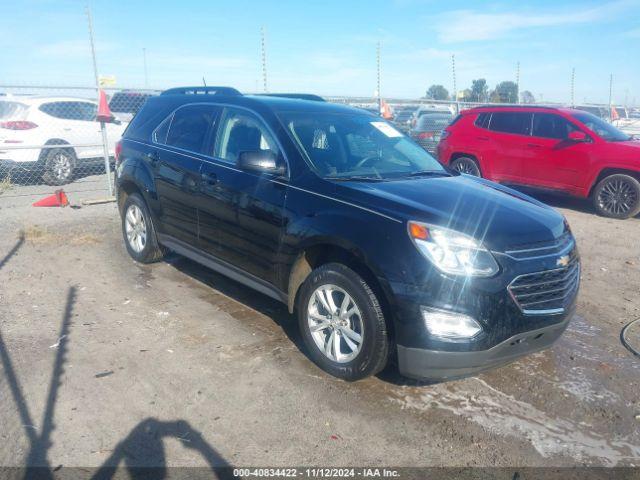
[[557, 255, 570, 267]]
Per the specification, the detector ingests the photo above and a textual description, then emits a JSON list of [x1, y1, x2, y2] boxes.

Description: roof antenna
[[202, 76, 207, 87]]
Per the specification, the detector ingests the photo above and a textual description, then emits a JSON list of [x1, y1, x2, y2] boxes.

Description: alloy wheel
[[453, 158, 480, 176], [124, 204, 147, 253], [307, 284, 364, 363], [52, 152, 72, 182], [597, 177, 638, 216]]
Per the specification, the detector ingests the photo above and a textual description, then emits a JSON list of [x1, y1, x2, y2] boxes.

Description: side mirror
[[237, 150, 285, 175], [568, 131, 589, 142]]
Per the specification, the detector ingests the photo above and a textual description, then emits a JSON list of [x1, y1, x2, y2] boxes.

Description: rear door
[[528, 112, 591, 190], [153, 104, 220, 245], [199, 106, 288, 285], [486, 111, 533, 183]]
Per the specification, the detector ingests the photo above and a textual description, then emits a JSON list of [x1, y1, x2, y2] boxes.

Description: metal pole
[[451, 54, 458, 113], [515, 61, 520, 104], [143, 48, 148, 88], [86, 5, 113, 197], [571, 67, 575, 107], [261, 27, 268, 93], [608, 74, 613, 121], [376, 41, 381, 114]]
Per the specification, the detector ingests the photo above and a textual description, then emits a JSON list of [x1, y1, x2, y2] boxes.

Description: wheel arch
[[286, 240, 397, 341], [588, 167, 640, 197]]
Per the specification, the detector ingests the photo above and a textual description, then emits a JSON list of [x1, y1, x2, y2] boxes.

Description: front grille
[[504, 232, 574, 260], [508, 260, 580, 314]]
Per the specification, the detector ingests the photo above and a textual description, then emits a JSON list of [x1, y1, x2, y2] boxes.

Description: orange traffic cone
[[32, 189, 69, 208], [96, 89, 113, 123]]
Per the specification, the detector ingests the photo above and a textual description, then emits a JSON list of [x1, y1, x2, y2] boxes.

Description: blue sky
[[2, 0, 639, 104]]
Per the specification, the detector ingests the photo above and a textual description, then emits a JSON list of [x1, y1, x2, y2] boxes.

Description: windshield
[[280, 111, 446, 179], [572, 112, 631, 141], [0, 101, 28, 119]]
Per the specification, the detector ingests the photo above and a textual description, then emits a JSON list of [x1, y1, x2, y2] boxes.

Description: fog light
[[421, 306, 482, 340]]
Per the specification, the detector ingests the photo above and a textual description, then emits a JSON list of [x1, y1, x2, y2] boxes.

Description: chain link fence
[[0, 85, 159, 203]]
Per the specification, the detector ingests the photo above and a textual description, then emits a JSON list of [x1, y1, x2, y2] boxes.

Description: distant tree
[[470, 79, 489, 102], [426, 85, 449, 101], [520, 90, 536, 104], [491, 81, 519, 103]]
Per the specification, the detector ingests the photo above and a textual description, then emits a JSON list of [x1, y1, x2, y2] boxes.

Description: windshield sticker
[[370, 121, 403, 138]]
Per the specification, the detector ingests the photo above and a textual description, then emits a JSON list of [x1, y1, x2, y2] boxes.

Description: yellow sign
[[98, 75, 117, 87]]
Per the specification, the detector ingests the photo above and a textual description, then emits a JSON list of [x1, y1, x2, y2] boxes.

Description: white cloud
[[435, 0, 638, 43]]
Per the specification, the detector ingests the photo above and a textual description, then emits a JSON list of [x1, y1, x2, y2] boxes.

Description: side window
[[153, 114, 172, 144], [214, 108, 280, 163], [532, 113, 578, 140], [474, 112, 490, 129], [39, 102, 64, 119], [489, 112, 532, 135], [165, 105, 218, 153], [74, 102, 97, 121]]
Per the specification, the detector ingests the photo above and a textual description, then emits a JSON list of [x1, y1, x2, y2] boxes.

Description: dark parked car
[[410, 113, 453, 154], [109, 90, 156, 123], [115, 86, 579, 381]]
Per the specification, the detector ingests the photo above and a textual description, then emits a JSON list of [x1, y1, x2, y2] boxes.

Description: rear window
[[416, 115, 452, 130], [0, 101, 28, 119], [489, 112, 532, 135]]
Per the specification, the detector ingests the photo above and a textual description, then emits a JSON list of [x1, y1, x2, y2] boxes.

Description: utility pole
[[376, 41, 381, 114], [85, 5, 113, 197], [143, 48, 148, 88], [451, 54, 457, 112], [570, 67, 575, 107], [261, 27, 268, 93], [515, 61, 520, 104]]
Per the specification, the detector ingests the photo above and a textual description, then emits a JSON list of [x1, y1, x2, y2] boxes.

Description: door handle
[[477, 136, 490, 141], [201, 172, 217, 185], [526, 143, 542, 148]]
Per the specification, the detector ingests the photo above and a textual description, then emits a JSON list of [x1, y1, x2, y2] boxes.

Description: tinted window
[[153, 114, 172, 144], [166, 105, 218, 153], [214, 108, 280, 163], [474, 112, 490, 129], [532, 113, 578, 140], [40, 101, 96, 121], [489, 112, 532, 135], [416, 114, 452, 131]]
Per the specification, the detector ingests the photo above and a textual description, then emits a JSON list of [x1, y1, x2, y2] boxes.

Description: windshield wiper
[[405, 170, 451, 178], [324, 176, 386, 182]]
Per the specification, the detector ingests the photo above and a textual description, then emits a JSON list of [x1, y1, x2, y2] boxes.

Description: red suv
[[437, 106, 640, 219]]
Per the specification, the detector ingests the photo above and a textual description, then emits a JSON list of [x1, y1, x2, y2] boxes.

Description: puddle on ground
[[387, 315, 640, 466]]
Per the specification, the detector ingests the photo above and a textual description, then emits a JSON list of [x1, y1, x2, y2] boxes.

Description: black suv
[[115, 86, 580, 381]]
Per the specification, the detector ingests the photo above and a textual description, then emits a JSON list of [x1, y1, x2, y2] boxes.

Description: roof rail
[[258, 93, 325, 102], [161, 86, 242, 96]]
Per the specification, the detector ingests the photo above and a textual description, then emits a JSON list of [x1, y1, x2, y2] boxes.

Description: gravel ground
[[0, 179, 639, 476]]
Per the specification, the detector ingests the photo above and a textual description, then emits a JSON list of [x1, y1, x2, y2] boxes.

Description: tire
[[297, 263, 389, 381], [451, 156, 481, 177], [592, 174, 640, 219], [121, 193, 166, 263], [41, 148, 76, 185]]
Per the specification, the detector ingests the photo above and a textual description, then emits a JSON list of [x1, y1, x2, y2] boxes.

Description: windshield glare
[[280, 112, 445, 179], [572, 112, 630, 142]]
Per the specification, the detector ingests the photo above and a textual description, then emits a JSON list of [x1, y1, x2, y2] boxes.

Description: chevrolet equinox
[[115, 87, 580, 381]]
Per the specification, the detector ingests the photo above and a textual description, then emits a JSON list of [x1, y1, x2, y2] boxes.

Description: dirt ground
[[0, 181, 639, 476]]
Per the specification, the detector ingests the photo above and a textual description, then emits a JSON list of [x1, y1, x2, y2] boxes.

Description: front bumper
[[397, 313, 572, 381]]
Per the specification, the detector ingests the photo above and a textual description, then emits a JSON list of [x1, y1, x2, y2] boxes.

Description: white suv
[[0, 96, 125, 185]]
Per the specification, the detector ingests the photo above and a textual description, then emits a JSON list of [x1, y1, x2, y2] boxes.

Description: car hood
[[333, 174, 566, 251]]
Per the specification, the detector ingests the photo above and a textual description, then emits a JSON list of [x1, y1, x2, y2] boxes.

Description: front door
[[527, 113, 592, 190], [153, 104, 219, 245], [199, 107, 288, 285]]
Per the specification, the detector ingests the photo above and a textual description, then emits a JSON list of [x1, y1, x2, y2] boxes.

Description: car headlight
[[408, 221, 499, 277]]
